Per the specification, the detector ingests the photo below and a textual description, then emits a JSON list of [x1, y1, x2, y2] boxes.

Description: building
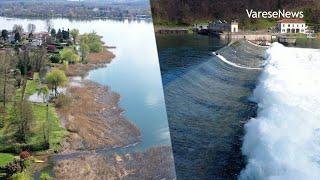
[[231, 21, 239, 33], [208, 20, 238, 33], [277, 19, 307, 34]]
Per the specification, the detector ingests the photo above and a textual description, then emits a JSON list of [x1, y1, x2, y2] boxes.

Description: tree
[[0, 50, 16, 110], [59, 48, 80, 64], [70, 29, 79, 45], [12, 24, 24, 35], [1, 29, 9, 41], [37, 85, 50, 147], [14, 32, 21, 42], [45, 19, 54, 33], [45, 69, 68, 97], [50, 28, 56, 39], [27, 24, 36, 33], [80, 42, 89, 63], [56, 29, 62, 41], [30, 46, 48, 73], [10, 100, 34, 143], [62, 29, 70, 40], [80, 32, 103, 53], [89, 41, 103, 53]]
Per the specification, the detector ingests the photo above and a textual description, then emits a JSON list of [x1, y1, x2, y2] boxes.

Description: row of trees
[[151, 0, 320, 28]]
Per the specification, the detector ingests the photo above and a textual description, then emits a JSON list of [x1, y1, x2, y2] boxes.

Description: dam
[[156, 35, 266, 179]]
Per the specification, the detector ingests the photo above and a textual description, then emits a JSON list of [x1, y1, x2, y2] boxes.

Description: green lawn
[[14, 73, 39, 102], [0, 73, 67, 153], [0, 153, 14, 167], [29, 103, 67, 150]]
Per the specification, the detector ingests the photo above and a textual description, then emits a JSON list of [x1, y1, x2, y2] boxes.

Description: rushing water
[[240, 43, 320, 179], [156, 34, 261, 179], [0, 16, 171, 150]]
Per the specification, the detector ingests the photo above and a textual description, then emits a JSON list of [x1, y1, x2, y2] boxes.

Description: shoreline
[[37, 47, 175, 179]]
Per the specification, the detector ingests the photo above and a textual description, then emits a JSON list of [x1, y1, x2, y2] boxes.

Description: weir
[[217, 40, 266, 69], [160, 37, 266, 179]]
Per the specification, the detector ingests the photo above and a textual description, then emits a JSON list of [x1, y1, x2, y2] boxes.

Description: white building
[[277, 19, 307, 34], [231, 21, 238, 33], [208, 20, 238, 33]]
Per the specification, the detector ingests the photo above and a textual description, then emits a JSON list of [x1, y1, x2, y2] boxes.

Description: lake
[[0, 16, 171, 150]]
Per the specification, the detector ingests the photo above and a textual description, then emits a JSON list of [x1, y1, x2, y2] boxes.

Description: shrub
[[88, 41, 102, 53], [11, 172, 31, 180], [19, 151, 30, 160], [49, 54, 61, 63], [39, 172, 52, 180], [59, 48, 80, 64], [5, 160, 21, 177], [54, 94, 72, 108]]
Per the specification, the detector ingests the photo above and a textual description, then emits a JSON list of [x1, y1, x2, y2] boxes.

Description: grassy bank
[[0, 153, 14, 167], [0, 73, 67, 153]]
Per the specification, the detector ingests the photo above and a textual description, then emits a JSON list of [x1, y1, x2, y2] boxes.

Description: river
[[156, 34, 261, 179]]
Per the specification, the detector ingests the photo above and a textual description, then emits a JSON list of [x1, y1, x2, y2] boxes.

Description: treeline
[[0, 1, 151, 19], [150, 0, 320, 27]]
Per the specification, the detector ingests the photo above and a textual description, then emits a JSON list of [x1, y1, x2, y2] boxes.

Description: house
[[208, 20, 238, 33], [277, 19, 307, 34]]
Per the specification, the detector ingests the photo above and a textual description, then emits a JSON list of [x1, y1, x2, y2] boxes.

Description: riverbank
[[54, 48, 115, 77], [54, 146, 175, 180], [39, 46, 175, 179], [58, 80, 141, 151]]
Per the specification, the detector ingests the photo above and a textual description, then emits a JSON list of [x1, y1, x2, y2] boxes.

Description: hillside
[[150, 0, 320, 28]]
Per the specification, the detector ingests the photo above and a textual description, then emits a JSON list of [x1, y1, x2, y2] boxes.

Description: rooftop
[[277, 19, 305, 23]]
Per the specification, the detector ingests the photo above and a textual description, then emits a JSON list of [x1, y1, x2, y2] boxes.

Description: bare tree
[[0, 50, 16, 110], [45, 19, 54, 33], [12, 24, 24, 34], [27, 23, 36, 33]]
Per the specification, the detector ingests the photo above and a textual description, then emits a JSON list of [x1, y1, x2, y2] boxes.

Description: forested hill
[[150, 0, 320, 26]]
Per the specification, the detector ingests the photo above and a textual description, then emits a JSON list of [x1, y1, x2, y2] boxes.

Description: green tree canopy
[[80, 42, 90, 63], [70, 29, 79, 45], [80, 32, 103, 53], [59, 48, 80, 64], [45, 69, 68, 97]]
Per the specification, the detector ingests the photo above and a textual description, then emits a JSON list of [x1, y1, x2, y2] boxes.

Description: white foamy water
[[240, 43, 320, 180]]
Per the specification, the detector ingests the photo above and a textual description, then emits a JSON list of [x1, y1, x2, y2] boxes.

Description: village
[[192, 18, 320, 47]]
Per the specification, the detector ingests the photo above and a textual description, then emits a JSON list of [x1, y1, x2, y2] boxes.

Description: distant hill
[[150, 0, 320, 27]]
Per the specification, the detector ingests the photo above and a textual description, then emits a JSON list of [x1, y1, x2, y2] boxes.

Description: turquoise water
[[0, 17, 171, 150]]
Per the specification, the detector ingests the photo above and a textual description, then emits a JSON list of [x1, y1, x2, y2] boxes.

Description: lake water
[[0, 17, 171, 150], [156, 34, 260, 179]]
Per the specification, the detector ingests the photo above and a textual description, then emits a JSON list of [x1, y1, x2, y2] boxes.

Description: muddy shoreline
[[37, 48, 175, 179]]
